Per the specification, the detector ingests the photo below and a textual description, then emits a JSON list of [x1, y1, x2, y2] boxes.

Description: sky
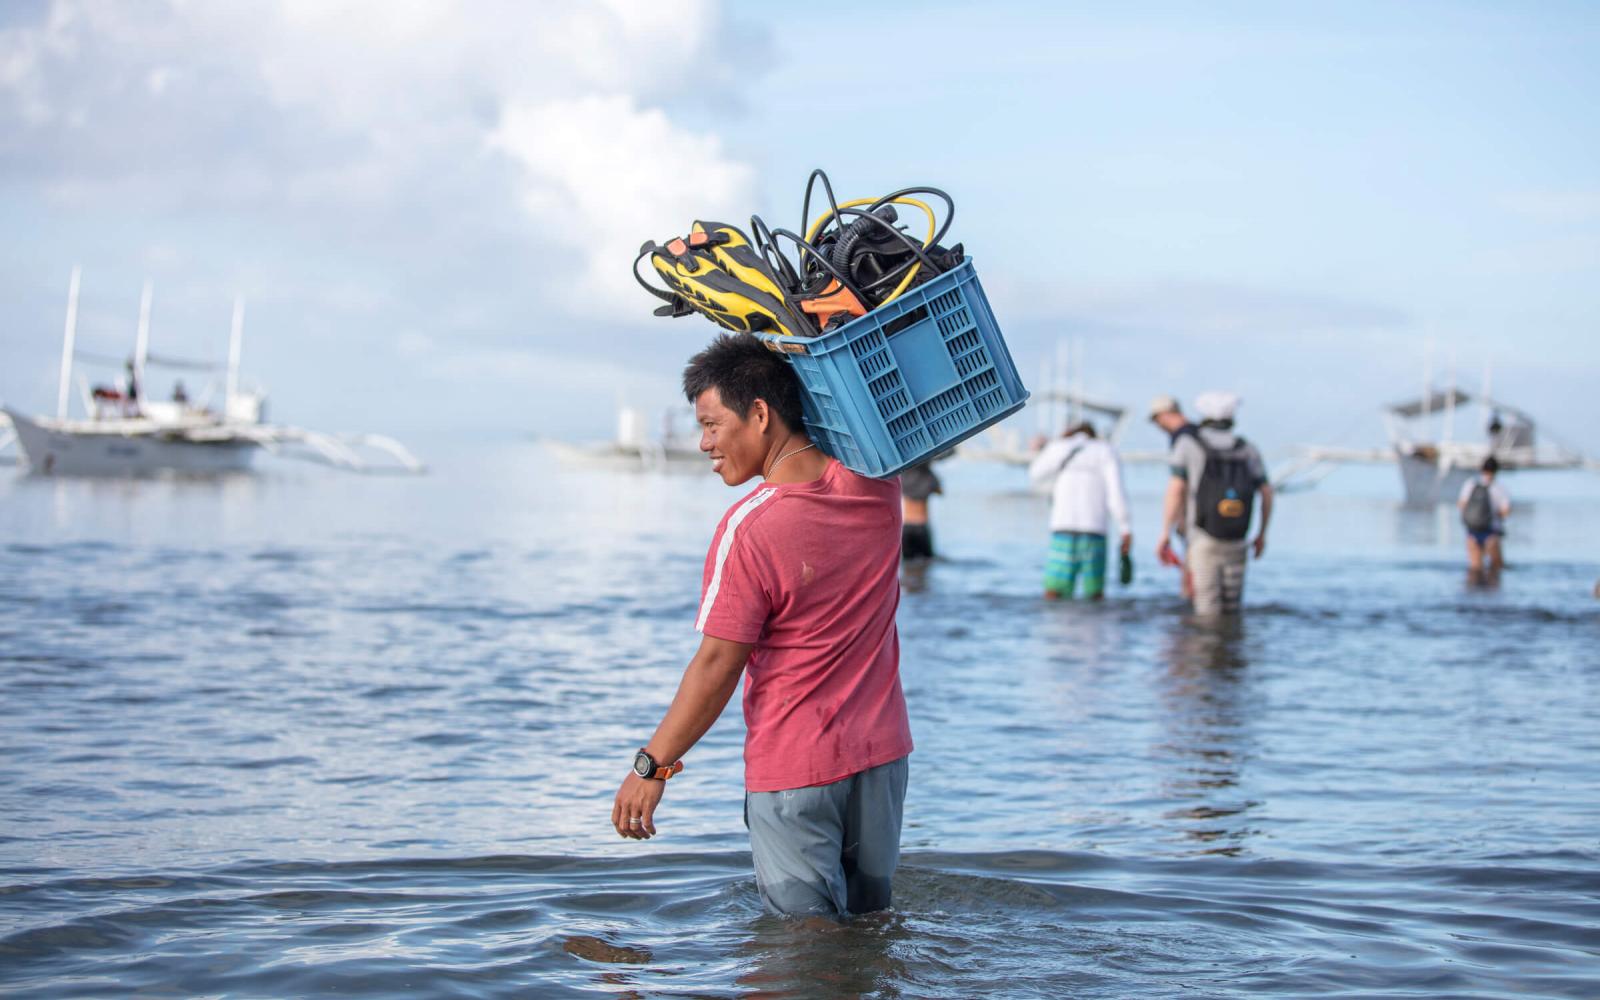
[[2, 0, 1597, 459]]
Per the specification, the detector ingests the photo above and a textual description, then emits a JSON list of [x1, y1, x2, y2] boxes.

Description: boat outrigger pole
[[56, 266, 80, 420]]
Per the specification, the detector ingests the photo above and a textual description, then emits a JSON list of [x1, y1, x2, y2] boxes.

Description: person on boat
[[611, 333, 912, 919], [1158, 392, 1273, 616], [172, 381, 188, 404], [123, 359, 142, 417], [1029, 421, 1131, 600], [1458, 456, 1510, 582]]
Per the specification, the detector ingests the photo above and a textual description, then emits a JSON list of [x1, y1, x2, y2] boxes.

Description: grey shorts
[[744, 756, 909, 918]]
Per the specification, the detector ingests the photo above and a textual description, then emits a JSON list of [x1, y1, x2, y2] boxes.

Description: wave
[[3, 850, 1596, 998]]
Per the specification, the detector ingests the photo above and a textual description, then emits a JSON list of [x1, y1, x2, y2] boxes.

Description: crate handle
[[882, 305, 929, 338], [760, 337, 810, 356]]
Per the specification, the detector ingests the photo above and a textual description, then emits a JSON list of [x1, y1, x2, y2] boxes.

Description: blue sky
[[2, 1, 1596, 459]]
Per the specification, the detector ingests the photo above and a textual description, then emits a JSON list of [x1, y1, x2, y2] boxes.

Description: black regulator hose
[[830, 205, 899, 275]]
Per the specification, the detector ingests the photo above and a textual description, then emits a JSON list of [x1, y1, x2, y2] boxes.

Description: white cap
[[1147, 393, 1181, 419], [1195, 391, 1240, 421]]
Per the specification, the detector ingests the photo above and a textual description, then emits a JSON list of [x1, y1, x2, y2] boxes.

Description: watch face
[[633, 752, 652, 778]]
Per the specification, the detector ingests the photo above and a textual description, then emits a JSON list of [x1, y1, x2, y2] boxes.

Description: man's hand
[[1120, 533, 1133, 557], [606, 635, 750, 843], [1156, 537, 1183, 567], [612, 773, 665, 840], [1252, 534, 1267, 560]]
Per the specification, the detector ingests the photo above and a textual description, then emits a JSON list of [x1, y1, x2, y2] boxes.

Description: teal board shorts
[[744, 756, 908, 917], [1045, 531, 1108, 598]]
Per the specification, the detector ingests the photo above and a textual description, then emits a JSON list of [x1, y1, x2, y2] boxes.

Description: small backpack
[[1194, 437, 1258, 541], [1462, 481, 1495, 533]]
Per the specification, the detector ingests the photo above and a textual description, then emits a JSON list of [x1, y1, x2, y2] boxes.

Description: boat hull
[[1398, 452, 1473, 507], [5, 409, 257, 475]]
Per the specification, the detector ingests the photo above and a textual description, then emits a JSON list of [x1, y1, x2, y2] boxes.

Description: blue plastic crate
[[756, 260, 1029, 478]]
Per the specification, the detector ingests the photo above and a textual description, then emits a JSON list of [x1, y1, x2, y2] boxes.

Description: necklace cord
[[765, 441, 818, 481]]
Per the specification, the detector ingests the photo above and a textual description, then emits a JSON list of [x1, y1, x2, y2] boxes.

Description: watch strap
[[634, 749, 684, 780]]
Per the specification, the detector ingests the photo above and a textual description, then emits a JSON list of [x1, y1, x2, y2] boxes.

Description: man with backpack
[[1157, 392, 1273, 616], [1458, 456, 1511, 581]]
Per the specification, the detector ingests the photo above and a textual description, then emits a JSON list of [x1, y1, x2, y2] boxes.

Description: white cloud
[[0, 0, 759, 331], [489, 94, 755, 313]]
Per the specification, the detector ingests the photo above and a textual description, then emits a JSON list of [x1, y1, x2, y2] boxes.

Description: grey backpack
[[1462, 482, 1494, 533]]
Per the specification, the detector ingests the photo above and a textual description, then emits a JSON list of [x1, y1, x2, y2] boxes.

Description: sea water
[[1, 441, 1597, 998]]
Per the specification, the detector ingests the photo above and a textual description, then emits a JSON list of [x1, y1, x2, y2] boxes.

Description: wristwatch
[[632, 749, 683, 780]]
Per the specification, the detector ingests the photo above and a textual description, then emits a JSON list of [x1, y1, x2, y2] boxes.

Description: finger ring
[[629, 818, 641, 826]]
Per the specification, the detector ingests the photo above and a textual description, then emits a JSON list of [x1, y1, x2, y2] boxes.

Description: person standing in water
[[900, 459, 942, 560], [1149, 394, 1197, 595], [1029, 422, 1132, 600], [1158, 392, 1273, 616], [1458, 456, 1511, 583], [611, 334, 913, 919]]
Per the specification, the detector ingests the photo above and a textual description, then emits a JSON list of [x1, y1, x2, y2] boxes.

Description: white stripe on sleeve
[[696, 488, 778, 633]]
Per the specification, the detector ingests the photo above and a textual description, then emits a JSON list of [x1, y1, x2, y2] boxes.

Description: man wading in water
[[1458, 456, 1511, 584], [611, 334, 913, 918]]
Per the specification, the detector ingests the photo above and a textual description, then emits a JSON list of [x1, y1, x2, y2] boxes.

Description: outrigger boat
[[1276, 377, 1596, 506], [547, 405, 705, 473], [959, 338, 1168, 472], [3, 270, 423, 476]]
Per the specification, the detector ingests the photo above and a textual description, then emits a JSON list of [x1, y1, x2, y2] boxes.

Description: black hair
[[1200, 418, 1235, 431], [1482, 455, 1500, 474], [1064, 421, 1097, 439], [682, 334, 806, 431]]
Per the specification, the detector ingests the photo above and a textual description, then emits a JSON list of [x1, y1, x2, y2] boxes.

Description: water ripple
[[3, 461, 1598, 996]]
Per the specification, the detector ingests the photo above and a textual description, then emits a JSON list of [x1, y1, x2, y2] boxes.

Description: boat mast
[[56, 266, 81, 420], [1421, 337, 1433, 427], [1482, 358, 1494, 449], [1443, 346, 1457, 449], [1055, 337, 1071, 429], [1036, 354, 1052, 437], [133, 281, 153, 407], [226, 297, 244, 416], [1072, 338, 1085, 429]]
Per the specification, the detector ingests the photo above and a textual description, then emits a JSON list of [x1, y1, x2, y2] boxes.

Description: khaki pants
[[1187, 531, 1249, 616]]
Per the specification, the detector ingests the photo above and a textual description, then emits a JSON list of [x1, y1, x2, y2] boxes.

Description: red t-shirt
[[696, 459, 913, 792]]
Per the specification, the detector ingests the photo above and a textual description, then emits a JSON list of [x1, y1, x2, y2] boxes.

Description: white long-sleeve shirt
[[1028, 435, 1131, 537]]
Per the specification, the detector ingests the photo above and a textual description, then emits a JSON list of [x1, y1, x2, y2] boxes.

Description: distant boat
[[958, 336, 1168, 475], [0, 411, 15, 464], [4, 269, 424, 477], [547, 405, 706, 473], [6, 407, 265, 475], [1277, 384, 1596, 505], [959, 388, 1158, 462]]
